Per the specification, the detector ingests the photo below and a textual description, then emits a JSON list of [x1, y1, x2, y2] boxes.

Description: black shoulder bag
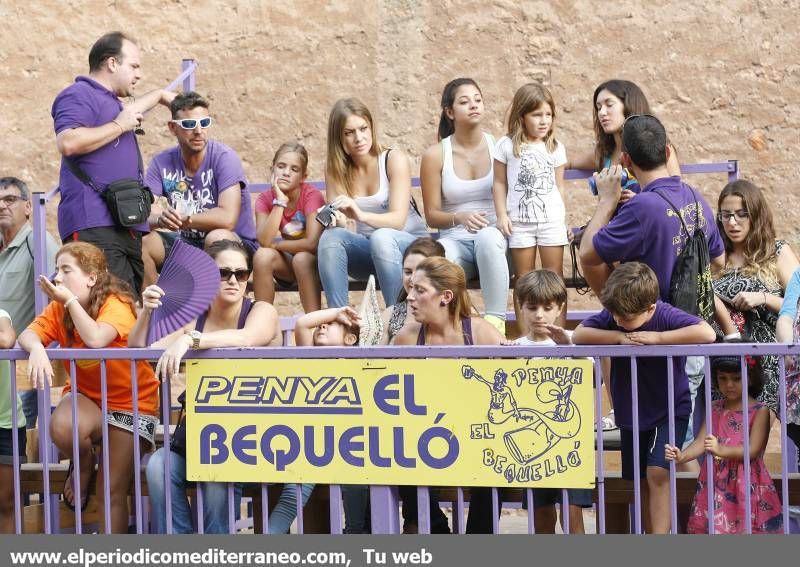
[[65, 133, 154, 228]]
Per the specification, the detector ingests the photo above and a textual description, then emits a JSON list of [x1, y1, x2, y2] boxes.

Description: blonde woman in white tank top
[[420, 79, 510, 333], [317, 98, 427, 310]]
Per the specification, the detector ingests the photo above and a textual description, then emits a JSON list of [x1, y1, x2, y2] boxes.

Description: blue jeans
[[318, 227, 420, 307], [439, 227, 509, 319], [269, 483, 316, 534], [146, 448, 241, 534]]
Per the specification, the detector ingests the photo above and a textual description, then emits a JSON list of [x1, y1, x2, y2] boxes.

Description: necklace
[[453, 137, 485, 167]]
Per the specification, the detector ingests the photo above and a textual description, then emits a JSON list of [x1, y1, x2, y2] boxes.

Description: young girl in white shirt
[[493, 83, 567, 322]]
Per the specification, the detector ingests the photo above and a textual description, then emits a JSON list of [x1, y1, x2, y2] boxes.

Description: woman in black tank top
[[129, 239, 279, 534], [393, 257, 504, 533]]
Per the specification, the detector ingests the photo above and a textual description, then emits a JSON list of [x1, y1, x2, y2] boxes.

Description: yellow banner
[[186, 358, 595, 488]]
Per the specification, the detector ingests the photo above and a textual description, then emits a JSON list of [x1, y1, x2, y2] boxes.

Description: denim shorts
[[621, 417, 689, 480]]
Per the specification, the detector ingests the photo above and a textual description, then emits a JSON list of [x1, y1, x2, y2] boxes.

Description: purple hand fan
[[147, 238, 219, 344]]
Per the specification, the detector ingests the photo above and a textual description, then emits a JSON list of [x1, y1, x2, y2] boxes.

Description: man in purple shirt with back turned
[[51, 31, 175, 293], [578, 114, 724, 297], [141, 91, 256, 287]]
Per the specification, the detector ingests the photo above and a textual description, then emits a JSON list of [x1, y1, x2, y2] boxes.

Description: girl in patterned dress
[[665, 354, 783, 534]]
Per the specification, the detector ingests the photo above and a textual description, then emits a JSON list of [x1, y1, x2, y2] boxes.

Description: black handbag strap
[[64, 129, 145, 193]]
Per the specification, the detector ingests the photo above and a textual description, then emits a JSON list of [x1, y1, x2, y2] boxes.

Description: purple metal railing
[[2, 341, 799, 535]]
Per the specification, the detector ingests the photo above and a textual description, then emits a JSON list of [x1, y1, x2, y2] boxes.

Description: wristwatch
[[273, 198, 288, 208], [186, 329, 202, 350]]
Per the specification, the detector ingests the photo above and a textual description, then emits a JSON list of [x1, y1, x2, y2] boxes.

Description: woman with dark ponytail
[[420, 79, 509, 333]]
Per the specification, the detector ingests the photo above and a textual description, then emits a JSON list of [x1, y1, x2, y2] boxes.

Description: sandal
[[62, 451, 97, 512]]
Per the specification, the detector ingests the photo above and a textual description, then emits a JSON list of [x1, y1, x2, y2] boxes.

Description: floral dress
[[687, 400, 782, 534], [713, 240, 784, 415]]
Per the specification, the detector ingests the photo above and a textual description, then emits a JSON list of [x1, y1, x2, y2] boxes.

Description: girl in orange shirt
[[19, 242, 158, 533]]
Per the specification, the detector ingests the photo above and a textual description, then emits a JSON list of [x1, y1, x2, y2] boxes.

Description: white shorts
[[508, 220, 569, 248]]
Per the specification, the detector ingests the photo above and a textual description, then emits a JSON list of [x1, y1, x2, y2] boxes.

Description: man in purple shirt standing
[[141, 91, 256, 287], [52, 32, 175, 293], [578, 114, 725, 297]]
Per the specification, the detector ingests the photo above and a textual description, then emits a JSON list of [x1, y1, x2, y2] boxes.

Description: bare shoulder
[[249, 300, 278, 322], [394, 321, 422, 346], [471, 317, 504, 345], [421, 142, 444, 167]]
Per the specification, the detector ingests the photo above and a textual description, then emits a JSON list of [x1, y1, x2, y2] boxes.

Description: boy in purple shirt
[[573, 262, 716, 534], [52, 32, 175, 293], [142, 92, 256, 287]]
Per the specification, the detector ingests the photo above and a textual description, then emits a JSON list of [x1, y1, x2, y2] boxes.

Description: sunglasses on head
[[219, 268, 250, 283], [171, 117, 213, 130]]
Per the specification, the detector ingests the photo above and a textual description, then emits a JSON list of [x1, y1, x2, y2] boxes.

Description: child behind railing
[[293, 307, 361, 532], [573, 262, 716, 533], [665, 352, 782, 534], [505, 269, 592, 533]]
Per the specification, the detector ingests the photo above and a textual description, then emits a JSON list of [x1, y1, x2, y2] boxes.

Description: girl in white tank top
[[420, 79, 510, 331]]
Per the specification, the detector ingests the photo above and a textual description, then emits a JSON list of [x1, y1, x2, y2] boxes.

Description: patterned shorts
[[106, 410, 158, 446]]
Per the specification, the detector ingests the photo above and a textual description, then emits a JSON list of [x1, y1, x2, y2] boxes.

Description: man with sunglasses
[[141, 91, 256, 287], [0, 177, 58, 429], [52, 32, 176, 294], [577, 114, 725, 534]]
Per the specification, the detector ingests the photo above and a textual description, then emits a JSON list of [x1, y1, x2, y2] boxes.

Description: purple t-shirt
[[52, 76, 146, 238], [592, 176, 724, 302], [581, 301, 701, 430], [146, 139, 255, 242]]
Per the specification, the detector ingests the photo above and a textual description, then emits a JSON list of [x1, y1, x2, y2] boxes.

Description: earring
[[440, 300, 447, 307]]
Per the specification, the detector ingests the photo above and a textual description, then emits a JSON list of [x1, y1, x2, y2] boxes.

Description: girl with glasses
[[129, 239, 279, 533], [316, 98, 428, 309], [712, 180, 798, 424]]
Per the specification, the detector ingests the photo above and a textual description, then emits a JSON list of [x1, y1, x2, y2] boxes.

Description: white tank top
[[354, 150, 428, 237], [439, 133, 496, 241]]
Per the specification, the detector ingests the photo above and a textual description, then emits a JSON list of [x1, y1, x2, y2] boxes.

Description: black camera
[[315, 203, 337, 227]]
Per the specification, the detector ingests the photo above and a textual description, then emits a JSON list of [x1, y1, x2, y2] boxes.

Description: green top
[[0, 309, 25, 429]]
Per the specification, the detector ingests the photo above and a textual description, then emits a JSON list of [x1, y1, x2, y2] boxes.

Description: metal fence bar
[[99, 361, 111, 533], [329, 484, 342, 534], [129, 359, 143, 533], [703, 356, 714, 535], [740, 356, 752, 534], [778, 355, 790, 534], [10, 363, 22, 534], [593, 357, 606, 534], [666, 356, 677, 534], [630, 356, 642, 534], [67, 359, 82, 533], [6, 341, 800, 535], [417, 486, 430, 534]]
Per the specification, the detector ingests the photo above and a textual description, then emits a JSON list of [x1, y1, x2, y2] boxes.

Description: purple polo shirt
[[592, 176, 724, 302], [581, 301, 700, 430], [145, 140, 255, 242], [52, 76, 147, 238]]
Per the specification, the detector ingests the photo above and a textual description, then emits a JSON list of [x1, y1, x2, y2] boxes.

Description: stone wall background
[[2, 0, 798, 311]]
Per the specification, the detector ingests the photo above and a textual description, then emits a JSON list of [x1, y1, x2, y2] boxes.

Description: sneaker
[[600, 410, 617, 431]]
